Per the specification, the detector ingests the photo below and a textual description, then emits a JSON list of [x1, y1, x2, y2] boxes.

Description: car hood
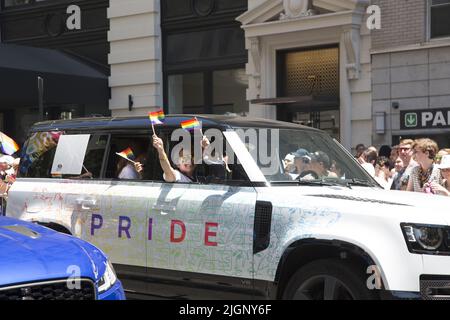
[[0, 217, 106, 287], [258, 185, 450, 225]]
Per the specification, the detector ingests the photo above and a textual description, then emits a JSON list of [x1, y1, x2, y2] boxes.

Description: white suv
[[6, 115, 450, 300]]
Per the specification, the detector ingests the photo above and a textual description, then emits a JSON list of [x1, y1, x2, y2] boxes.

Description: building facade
[[0, 0, 110, 143], [371, 0, 450, 149], [108, 0, 373, 151], [2, 0, 448, 150]]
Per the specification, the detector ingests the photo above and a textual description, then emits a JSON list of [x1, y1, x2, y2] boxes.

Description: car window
[[104, 134, 154, 181], [155, 128, 251, 186], [19, 132, 108, 179], [230, 127, 378, 186]]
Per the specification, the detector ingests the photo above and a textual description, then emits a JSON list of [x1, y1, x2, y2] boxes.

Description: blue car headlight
[[97, 260, 118, 293]]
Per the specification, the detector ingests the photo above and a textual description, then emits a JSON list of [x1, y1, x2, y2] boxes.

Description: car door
[[144, 128, 259, 299], [81, 133, 154, 287], [7, 132, 110, 240]]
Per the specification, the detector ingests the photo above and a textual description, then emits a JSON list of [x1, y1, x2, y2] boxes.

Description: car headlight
[[401, 223, 450, 255], [97, 260, 117, 293]]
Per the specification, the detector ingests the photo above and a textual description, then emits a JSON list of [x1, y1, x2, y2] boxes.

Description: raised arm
[[152, 135, 178, 182]]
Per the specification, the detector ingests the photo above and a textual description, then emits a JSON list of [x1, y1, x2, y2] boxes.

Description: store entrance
[[276, 45, 340, 140]]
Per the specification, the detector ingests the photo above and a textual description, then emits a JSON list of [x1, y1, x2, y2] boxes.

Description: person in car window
[[117, 143, 148, 180], [310, 151, 338, 179], [288, 149, 314, 180], [150, 134, 210, 183]]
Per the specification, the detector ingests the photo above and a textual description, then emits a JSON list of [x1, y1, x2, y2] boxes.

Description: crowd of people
[[355, 139, 450, 196]]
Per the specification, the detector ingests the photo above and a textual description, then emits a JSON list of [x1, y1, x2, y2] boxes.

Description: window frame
[[157, 126, 254, 187], [18, 131, 111, 180], [427, 0, 450, 41], [103, 131, 158, 182], [164, 64, 247, 115]]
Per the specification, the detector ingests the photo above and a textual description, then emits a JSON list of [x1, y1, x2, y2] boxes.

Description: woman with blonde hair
[[407, 138, 443, 193]]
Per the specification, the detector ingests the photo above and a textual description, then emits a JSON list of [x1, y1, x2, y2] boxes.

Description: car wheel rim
[[292, 275, 356, 300]]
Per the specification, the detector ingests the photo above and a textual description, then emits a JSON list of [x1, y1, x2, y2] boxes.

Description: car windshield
[[228, 127, 378, 187]]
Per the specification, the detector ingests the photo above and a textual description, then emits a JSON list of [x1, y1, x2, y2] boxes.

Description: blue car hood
[[0, 217, 106, 287]]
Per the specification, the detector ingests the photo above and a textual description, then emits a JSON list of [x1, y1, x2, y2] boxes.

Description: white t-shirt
[[118, 164, 140, 180], [163, 170, 194, 183]]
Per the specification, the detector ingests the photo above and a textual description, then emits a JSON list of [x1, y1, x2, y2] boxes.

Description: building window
[[167, 68, 248, 115], [429, 0, 450, 39], [212, 69, 248, 115], [168, 73, 204, 114]]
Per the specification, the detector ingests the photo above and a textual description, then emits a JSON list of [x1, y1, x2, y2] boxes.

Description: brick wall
[[371, 0, 426, 50]]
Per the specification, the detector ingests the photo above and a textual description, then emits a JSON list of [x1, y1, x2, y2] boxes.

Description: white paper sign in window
[[51, 134, 91, 175]]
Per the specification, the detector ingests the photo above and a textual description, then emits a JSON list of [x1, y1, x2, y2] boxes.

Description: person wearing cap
[[310, 151, 338, 178], [426, 155, 450, 196], [288, 149, 313, 180]]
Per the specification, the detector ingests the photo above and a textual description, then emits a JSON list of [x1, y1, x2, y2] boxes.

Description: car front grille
[[0, 279, 96, 300], [420, 277, 450, 300]]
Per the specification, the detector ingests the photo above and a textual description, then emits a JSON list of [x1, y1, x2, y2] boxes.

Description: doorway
[[277, 45, 340, 139]]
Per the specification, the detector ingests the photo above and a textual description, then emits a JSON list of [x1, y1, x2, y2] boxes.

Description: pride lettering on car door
[[90, 214, 219, 247]]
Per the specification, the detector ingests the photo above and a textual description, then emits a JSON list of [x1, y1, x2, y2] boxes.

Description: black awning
[[0, 44, 109, 107]]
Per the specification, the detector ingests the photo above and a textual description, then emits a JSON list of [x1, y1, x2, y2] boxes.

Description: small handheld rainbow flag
[[0, 132, 20, 155], [181, 118, 202, 131], [148, 109, 165, 125], [116, 147, 136, 163]]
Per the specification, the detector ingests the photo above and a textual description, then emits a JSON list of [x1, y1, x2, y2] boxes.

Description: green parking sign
[[404, 113, 418, 128]]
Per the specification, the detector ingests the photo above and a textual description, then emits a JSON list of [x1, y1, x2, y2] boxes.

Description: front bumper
[[97, 280, 126, 300], [381, 276, 450, 300]]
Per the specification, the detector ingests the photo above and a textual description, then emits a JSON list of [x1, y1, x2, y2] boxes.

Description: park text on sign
[[400, 109, 450, 130]]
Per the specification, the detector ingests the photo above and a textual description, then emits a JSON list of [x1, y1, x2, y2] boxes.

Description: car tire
[[282, 259, 378, 300]]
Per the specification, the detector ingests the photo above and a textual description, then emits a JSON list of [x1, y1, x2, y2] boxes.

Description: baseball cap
[[0, 155, 15, 166], [437, 155, 450, 170], [292, 149, 311, 160]]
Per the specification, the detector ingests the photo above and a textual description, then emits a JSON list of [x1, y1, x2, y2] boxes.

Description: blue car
[[0, 216, 125, 300]]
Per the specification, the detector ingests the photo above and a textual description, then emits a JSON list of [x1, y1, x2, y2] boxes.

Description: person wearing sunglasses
[[288, 149, 313, 180], [391, 139, 418, 191], [151, 134, 210, 183]]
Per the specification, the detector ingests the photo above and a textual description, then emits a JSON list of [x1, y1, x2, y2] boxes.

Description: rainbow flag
[[148, 109, 165, 125], [0, 132, 20, 155], [181, 118, 201, 131], [116, 147, 135, 161]]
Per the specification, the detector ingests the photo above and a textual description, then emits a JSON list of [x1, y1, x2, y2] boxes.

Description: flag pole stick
[[115, 153, 137, 165], [194, 117, 204, 137]]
